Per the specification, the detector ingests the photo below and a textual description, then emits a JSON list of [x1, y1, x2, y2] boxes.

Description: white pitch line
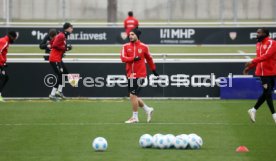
[[0, 122, 270, 126], [237, 50, 252, 60]]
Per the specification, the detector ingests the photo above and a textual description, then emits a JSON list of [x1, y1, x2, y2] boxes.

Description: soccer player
[[39, 29, 57, 60], [124, 11, 139, 36], [243, 28, 276, 123], [48, 22, 73, 101], [120, 28, 159, 123], [0, 31, 18, 102]]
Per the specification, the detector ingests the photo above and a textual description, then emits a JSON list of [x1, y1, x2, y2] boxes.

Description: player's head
[[128, 11, 133, 17], [129, 28, 141, 42], [256, 28, 269, 42], [49, 29, 57, 39], [7, 31, 18, 44], [63, 22, 73, 34]]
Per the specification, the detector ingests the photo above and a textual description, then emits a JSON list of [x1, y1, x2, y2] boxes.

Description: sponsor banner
[[1, 26, 276, 45], [3, 62, 246, 98]]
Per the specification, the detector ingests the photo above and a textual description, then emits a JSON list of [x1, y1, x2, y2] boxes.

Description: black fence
[[1, 26, 276, 45], [3, 61, 247, 98]]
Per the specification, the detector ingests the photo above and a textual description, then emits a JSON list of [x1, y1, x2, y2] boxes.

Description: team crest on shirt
[[263, 45, 267, 50], [138, 48, 143, 54]]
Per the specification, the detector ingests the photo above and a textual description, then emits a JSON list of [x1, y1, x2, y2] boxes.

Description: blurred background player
[[243, 28, 276, 123], [124, 11, 139, 36], [39, 29, 57, 61], [120, 28, 159, 123], [49, 22, 73, 101], [0, 31, 18, 102]]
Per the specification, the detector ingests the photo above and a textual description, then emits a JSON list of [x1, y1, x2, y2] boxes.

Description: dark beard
[[256, 35, 266, 42]]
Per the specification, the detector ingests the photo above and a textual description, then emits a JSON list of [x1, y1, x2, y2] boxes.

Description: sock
[[58, 85, 63, 93], [51, 88, 57, 96], [132, 112, 138, 119], [251, 107, 257, 112], [142, 104, 151, 112]]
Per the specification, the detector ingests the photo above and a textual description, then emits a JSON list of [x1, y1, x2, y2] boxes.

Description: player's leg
[[0, 67, 9, 102], [265, 77, 276, 123], [49, 62, 62, 101], [136, 78, 154, 122], [125, 79, 139, 123], [137, 98, 154, 122], [248, 77, 266, 122], [55, 61, 67, 99]]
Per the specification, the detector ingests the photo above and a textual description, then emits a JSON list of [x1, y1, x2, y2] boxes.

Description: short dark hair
[[128, 11, 133, 17], [49, 29, 57, 38], [260, 28, 270, 37], [63, 22, 73, 30], [8, 31, 17, 39]]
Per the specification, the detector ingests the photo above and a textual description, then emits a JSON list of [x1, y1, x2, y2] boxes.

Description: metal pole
[[166, 0, 171, 24], [4, 0, 10, 25], [62, 0, 66, 21], [219, 0, 224, 25], [233, 0, 237, 24], [274, 0, 276, 21]]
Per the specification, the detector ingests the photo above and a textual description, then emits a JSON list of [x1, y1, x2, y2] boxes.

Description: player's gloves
[[66, 44, 72, 51], [133, 56, 141, 61], [152, 70, 159, 76]]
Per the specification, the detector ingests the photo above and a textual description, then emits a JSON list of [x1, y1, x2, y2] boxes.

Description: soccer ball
[[92, 137, 108, 151], [165, 134, 176, 148], [156, 135, 169, 149], [152, 133, 163, 148], [174, 134, 189, 149], [188, 133, 203, 149], [139, 134, 153, 148]]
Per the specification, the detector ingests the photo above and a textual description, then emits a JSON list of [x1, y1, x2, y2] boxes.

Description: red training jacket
[[249, 37, 276, 76], [120, 40, 156, 78], [49, 32, 66, 62], [0, 36, 11, 66], [124, 16, 139, 36]]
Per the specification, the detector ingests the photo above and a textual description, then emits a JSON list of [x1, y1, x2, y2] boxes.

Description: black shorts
[[0, 66, 6, 76], [128, 78, 145, 96], [260, 76, 275, 90], [50, 61, 68, 75], [260, 76, 276, 88]]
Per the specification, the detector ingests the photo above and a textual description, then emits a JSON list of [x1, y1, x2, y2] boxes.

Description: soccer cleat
[[55, 91, 66, 100], [125, 117, 139, 124], [0, 96, 5, 102], [146, 107, 154, 123], [248, 108, 256, 123], [272, 113, 276, 124], [49, 94, 59, 101]]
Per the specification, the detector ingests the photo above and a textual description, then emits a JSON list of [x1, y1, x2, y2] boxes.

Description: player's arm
[[124, 20, 127, 29], [120, 46, 134, 63], [0, 41, 8, 64], [252, 40, 275, 64], [52, 35, 66, 51], [144, 46, 158, 76], [136, 19, 139, 27]]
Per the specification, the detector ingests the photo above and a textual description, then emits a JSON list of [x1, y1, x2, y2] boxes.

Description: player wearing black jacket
[[39, 29, 57, 60]]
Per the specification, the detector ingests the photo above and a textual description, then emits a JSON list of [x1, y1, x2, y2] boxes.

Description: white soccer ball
[[152, 133, 163, 148], [139, 134, 153, 148], [156, 135, 169, 149], [174, 134, 189, 149], [188, 133, 203, 149], [165, 134, 176, 148], [92, 137, 108, 151]]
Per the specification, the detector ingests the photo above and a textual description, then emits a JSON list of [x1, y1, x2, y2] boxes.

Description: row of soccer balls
[[91, 133, 203, 151], [139, 133, 203, 149]]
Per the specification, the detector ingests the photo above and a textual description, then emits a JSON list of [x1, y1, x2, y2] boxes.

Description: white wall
[[0, 0, 275, 21]]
